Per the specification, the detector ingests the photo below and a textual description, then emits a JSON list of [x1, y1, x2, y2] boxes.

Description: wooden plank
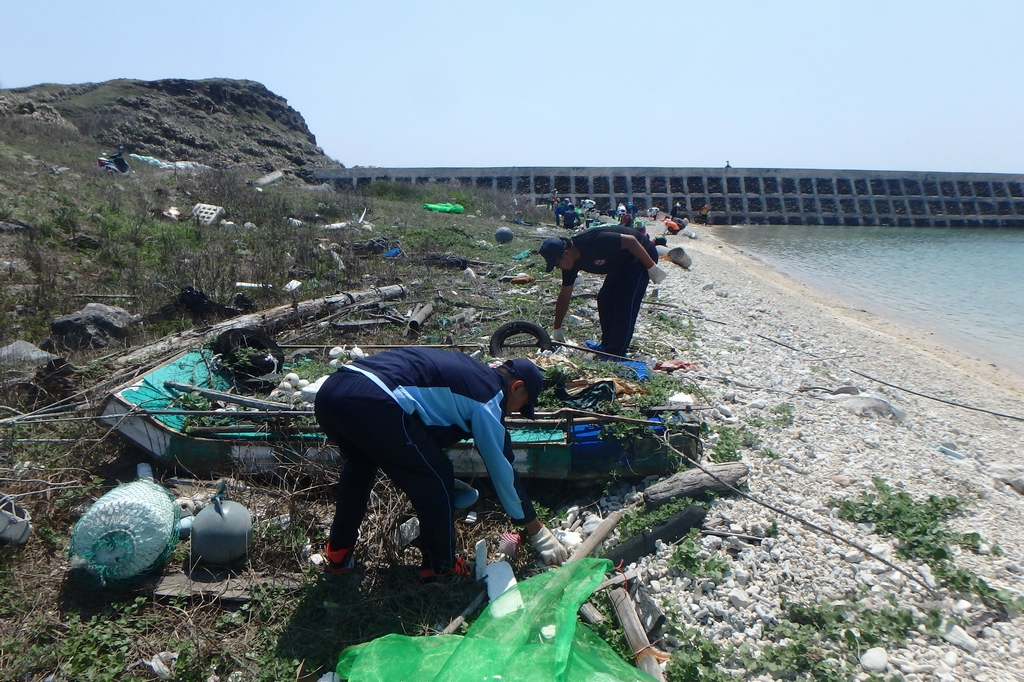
[[147, 568, 303, 602]]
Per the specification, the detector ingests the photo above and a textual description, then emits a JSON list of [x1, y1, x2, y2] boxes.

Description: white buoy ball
[[296, 379, 309, 389], [494, 227, 514, 244], [284, 373, 300, 387], [328, 359, 340, 369], [328, 346, 345, 358]]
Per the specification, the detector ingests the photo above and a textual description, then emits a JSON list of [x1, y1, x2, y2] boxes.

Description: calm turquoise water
[[713, 225, 1024, 378]]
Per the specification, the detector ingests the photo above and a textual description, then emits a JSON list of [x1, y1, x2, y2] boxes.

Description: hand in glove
[[647, 264, 668, 284], [552, 327, 566, 344], [530, 525, 569, 566]]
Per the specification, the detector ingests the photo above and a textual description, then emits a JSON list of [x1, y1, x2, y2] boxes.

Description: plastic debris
[[282, 279, 302, 293], [0, 492, 32, 545], [383, 247, 402, 257], [69, 464, 179, 586], [512, 250, 531, 260], [190, 481, 253, 564], [191, 203, 225, 226]]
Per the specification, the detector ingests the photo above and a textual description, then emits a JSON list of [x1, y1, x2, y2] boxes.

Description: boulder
[[49, 303, 137, 350]]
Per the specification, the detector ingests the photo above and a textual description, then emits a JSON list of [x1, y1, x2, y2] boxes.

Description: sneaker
[[324, 541, 355, 574], [584, 339, 605, 352], [416, 556, 471, 586]]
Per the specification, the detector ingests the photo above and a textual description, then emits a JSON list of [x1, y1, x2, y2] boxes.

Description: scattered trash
[[512, 250, 531, 260], [463, 267, 477, 279], [130, 154, 210, 172], [494, 227, 514, 244], [397, 517, 420, 548], [161, 206, 181, 220], [253, 169, 284, 186], [483, 561, 523, 615], [190, 481, 253, 565], [0, 340, 59, 371], [511, 218, 532, 227], [69, 463, 180, 586], [666, 247, 692, 269], [286, 217, 303, 227], [509, 274, 535, 284], [191, 203, 225, 226], [235, 282, 271, 290], [421, 202, 464, 214], [654, 359, 703, 373], [282, 279, 302, 293], [667, 391, 695, 406], [0, 492, 32, 545], [383, 247, 402, 258], [143, 651, 178, 680], [497, 531, 521, 557], [937, 445, 966, 460]]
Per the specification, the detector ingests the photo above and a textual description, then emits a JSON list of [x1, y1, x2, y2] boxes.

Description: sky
[[2, 1, 1022, 174]]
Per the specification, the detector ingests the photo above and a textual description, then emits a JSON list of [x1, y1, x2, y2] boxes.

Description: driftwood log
[[117, 285, 407, 365], [643, 461, 749, 509]]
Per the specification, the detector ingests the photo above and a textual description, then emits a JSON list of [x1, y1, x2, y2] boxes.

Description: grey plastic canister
[[190, 497, 253, 564]]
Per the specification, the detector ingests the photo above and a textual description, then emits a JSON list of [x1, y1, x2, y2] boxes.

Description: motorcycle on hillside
[[97, 146, 130, 175]]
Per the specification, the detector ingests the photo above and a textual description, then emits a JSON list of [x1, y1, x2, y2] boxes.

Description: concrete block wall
[[312, 166, 1024, 228]]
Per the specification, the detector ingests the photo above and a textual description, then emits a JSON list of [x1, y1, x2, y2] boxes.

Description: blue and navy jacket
[[343, 348, 537, 524]]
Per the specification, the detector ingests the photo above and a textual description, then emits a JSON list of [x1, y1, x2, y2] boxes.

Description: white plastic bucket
[[0, 493, 32, 545]]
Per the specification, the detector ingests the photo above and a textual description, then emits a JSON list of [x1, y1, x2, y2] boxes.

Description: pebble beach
[[567, 227, 1024, 681]]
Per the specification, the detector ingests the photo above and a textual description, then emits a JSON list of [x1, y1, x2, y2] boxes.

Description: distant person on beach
[[553, 198, 569, 226], [671, 201, 683, 220], [540, 225, 667, 356], [699, 203, 709, 225], [647, 206, 659, 221], [562, 203, 579, 230]]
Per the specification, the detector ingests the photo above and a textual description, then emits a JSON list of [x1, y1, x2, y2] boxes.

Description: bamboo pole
[[609, 587, 665, 681]]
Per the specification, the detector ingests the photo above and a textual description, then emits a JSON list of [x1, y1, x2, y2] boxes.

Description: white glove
[[552, 327, 566, 344], [531, 525, 569, 566], [647, 264, 668, 284]]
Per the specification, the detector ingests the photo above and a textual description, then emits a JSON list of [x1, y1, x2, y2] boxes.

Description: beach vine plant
[[831, 477, 1023, 612]]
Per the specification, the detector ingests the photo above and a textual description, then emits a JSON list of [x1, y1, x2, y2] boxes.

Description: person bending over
[[314, 348, 568, 583], [540, 225, 667, 356]]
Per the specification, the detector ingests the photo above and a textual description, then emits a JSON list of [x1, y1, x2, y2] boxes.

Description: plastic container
[[0, 493, 32, 545]]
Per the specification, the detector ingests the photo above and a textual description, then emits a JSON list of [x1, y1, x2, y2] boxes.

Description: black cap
[[503, 358, 543, 419], [540, 237, 567, 272]]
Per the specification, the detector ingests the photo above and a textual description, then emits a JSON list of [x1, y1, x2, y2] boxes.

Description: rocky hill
[[0, 78, 342, 172]]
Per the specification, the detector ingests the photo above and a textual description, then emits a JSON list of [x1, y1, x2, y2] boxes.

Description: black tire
[[489, 321, 553, 358]]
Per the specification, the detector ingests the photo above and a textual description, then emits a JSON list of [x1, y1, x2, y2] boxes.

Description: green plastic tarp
[[335, 558, 658, 682], [421, 202, 464, 214]]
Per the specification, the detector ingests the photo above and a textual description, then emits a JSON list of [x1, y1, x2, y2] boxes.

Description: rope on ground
[[754, 332, 1024, 423], [660, 434, 938, 597]]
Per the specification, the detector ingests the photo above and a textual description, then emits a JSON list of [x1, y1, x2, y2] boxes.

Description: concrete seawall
[[312, 166, 1024, 228]]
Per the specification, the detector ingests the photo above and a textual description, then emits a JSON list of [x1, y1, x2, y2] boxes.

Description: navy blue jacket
[[341, 348, 537, 523]]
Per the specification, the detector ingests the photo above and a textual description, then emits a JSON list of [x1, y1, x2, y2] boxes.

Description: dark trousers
[[314, 371, 456, 572], [597, 242, 657, 356]]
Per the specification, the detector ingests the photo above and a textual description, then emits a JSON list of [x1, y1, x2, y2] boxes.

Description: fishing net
[[335, 558, 658, 682], [69, 479, 180, 586]]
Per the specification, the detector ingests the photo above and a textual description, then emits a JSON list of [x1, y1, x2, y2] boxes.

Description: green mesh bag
[[336, 558, 658, 682], [69, 478, 180, 587]]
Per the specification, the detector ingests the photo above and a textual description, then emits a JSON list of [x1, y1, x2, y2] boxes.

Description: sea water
[[713, 225, 1024, 379]]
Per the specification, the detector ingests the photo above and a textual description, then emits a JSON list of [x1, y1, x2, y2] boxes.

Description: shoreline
[[697, 227, 1024, 402], [620, 225, 1024, 678]]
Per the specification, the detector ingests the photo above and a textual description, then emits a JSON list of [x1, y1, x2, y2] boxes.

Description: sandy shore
[[591, 226, 1024, 680], [698, 227, 1024, 401]]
